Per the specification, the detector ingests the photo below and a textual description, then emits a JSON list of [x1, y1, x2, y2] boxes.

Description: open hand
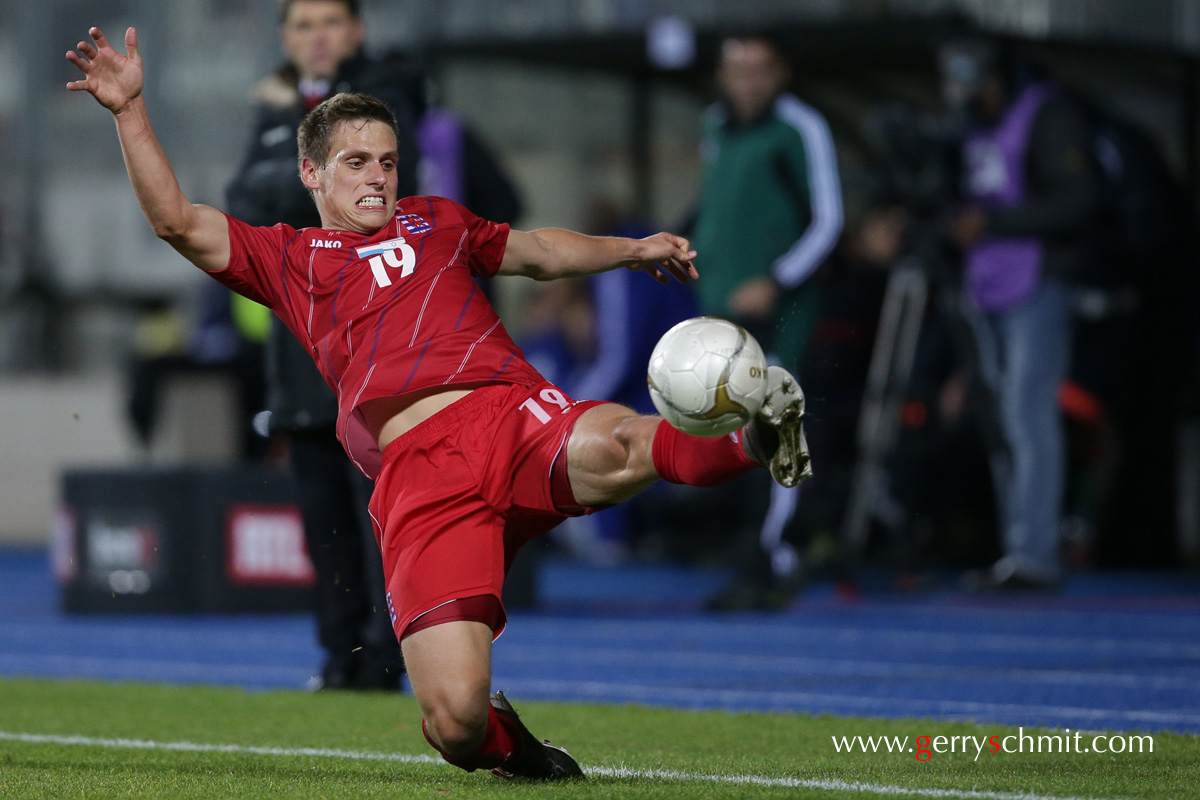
[[66, 27, 144, 114], [628, 232, 699, 285]]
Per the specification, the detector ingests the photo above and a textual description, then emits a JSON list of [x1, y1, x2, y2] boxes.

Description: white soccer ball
[[647, 317, 769, 437]]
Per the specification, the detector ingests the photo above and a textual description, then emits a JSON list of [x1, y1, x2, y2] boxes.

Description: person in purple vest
[[941, 42, 1102, 589]]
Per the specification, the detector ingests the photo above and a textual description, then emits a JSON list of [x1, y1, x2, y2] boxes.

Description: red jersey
[[214, 196, 544, 477]]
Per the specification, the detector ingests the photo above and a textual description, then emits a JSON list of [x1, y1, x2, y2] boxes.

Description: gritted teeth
[[357, 197, 385, 208]]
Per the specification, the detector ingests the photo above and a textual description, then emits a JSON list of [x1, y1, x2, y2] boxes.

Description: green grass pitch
[[0, 678, 1196, 799]]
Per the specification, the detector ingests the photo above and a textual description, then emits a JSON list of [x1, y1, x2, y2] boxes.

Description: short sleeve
[[215, 213, 296, 309], [445, 199, 510, 279]]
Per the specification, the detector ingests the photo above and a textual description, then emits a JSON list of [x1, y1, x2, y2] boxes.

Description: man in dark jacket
[[226, 0, 420, 690]]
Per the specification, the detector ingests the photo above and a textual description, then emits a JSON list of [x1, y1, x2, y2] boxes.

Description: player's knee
[[426, 692, 490, 757], [597, 418, 636, 471], [573, 413, 634, 472], [568, 408, 659, 505], [592, 415, 658, 495], [610, 415, 658, 473]]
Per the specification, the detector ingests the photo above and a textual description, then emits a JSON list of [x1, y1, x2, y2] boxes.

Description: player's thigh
[[565, 403, 661, 506], [402, 620, 493, 724]]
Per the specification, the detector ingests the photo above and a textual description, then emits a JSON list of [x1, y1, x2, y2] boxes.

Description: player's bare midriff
[[359, 382, 499, 452]]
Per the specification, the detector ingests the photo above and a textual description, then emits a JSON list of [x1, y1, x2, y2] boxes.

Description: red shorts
[[368, 382, 605, 642]]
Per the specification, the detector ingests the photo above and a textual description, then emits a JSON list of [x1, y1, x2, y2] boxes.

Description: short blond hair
[[297, 92, 398, 168]]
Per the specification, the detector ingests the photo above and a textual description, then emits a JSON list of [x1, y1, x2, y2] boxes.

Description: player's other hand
[[66, 27, 144, 114], [730, 276, 779, 320], [628, 232, 699, 285]]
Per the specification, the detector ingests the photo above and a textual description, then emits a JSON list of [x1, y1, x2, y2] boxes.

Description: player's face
[[718, 40, 789, 123], [303, 119, 400, 235], [281, 0, 363, 82]]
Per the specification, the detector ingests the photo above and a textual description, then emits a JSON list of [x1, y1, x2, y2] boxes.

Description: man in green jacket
[[693, 34, 843, 608]]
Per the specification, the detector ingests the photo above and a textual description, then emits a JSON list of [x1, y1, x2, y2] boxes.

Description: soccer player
[[67, 26, 810, 780]]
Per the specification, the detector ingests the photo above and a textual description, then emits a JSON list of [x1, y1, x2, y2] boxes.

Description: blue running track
[[2, 548, 1198, 734]]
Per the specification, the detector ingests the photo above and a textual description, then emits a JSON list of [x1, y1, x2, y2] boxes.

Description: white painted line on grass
[[0, 730, 440, 765], [0, 730, 1123, 800]]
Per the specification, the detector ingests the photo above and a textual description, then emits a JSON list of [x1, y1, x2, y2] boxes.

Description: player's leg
[[563, 405, 665, 507], [565, 365, 811, 507], [402, 620, 494, 759], [404, 616, 584, 779], [372, 385, 587, 779]]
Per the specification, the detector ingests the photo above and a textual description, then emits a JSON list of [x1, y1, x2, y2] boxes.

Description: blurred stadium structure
[[1, 0, 1199, 561]]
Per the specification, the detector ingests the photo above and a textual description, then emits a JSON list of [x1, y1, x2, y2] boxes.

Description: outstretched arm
[[499, 228, 699, 285], [67, 26, 230, 273]]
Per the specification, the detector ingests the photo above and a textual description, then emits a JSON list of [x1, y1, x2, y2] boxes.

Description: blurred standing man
[[692, 34, 843, 608], [943, 44, 1101, 589], [226, 0, 420, 690]]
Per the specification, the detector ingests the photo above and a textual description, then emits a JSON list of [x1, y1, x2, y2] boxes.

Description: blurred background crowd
[[3, 0, 1200, 620]]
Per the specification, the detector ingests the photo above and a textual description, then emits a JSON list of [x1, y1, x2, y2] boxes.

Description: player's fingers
[[657, 258, 683, 282], [65, 51, 90, 73], [652, 261, 681, 283], [650, 232, 693, 263], [639, 263, 668, 285], [125, 27, 139, 59], [89, 27, 112, 52], [660, 257, 691, 283], [77, 40, 97, 59]]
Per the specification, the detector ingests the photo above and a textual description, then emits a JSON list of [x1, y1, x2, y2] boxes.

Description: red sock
[[651, 420, 759, 487], [422, 707, 521, 772]]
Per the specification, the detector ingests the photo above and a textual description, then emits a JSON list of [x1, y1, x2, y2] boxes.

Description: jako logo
[[310, 239, 343, 248]]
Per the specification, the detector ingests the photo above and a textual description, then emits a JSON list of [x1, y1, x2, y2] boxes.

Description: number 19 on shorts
[[519, 388, 572, 424]]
